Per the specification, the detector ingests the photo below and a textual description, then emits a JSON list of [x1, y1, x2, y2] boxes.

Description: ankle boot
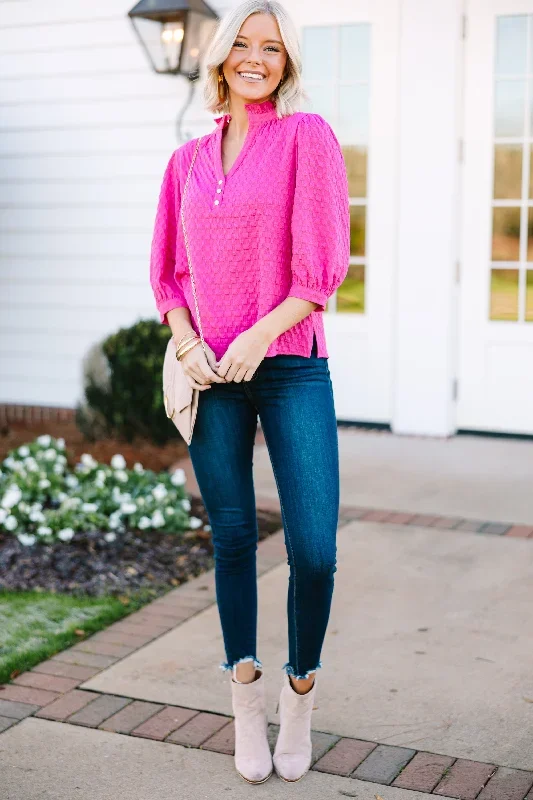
[[230, 668, 273, 784], [273, 672, 317, 782]]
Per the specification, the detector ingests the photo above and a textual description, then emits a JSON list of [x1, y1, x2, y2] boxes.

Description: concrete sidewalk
[[0, 717, 447, 800], [178, 429, 533, 525], [1, 431, 533, 799], [80, 520, 533, 772]]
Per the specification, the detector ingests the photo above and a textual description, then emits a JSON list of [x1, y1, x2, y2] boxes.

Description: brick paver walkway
[[2, 509, 533, 799]]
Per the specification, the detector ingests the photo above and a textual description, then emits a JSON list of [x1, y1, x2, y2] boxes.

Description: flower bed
[[0, 436, 282, 597]]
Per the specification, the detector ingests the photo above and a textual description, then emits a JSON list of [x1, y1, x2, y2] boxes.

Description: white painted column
[[392, 0, 464, 436]]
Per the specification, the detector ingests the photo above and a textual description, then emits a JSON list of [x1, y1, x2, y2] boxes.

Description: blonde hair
[[202, 0, 307, 118]]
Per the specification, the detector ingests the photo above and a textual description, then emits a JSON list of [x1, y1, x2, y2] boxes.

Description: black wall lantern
[[128, 0, 219, 142], [128, 0, 218, 80]]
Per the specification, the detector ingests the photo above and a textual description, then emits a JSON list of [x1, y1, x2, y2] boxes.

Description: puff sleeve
[[149, 150, 189, 325], [287, 114, 350, 312]]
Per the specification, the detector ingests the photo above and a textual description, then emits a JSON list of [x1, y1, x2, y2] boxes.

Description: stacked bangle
[[175, 332, 201, 361], [174, 329, 197, 350]]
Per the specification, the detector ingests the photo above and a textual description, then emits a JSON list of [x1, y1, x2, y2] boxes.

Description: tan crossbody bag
[[162, 135, 208, 445]]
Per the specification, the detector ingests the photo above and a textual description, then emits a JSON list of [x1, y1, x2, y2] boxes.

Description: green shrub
[[76, 318, 178, 445]]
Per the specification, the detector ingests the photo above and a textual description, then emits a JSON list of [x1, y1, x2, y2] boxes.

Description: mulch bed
[[0, 498, 283, 598], [0, 420, 283, 598]]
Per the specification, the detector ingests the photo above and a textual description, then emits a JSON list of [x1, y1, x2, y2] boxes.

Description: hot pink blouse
[[149, 98, 350, 360]]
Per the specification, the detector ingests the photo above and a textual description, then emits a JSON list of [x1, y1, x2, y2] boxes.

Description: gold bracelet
[[175, 334, 198, 355], [176, 338, 201, 361], [176, 334, 200, 356], [174, 330, 197, 350]]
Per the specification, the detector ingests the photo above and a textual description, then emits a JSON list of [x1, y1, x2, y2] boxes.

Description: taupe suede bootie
[[273, 671, 317, 782], [230, 668, 273, 784]]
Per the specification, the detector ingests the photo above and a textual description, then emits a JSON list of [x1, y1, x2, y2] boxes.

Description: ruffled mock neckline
[[214, 98, 279, 128]]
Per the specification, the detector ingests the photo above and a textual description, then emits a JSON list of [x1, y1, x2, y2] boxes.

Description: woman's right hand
[[178, 339, 227, 390]]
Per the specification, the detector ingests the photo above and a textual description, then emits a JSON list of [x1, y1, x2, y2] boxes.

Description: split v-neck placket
[[211, 99, 281, 209]]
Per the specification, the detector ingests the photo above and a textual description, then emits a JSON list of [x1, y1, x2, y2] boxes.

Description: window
[[490, 14, 533, 322], [301, 23, 371, 314]]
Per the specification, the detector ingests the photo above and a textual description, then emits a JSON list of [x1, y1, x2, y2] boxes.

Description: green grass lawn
[[0, 589, 152, 685]]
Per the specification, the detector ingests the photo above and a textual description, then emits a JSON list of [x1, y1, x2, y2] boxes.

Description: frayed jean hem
[[282, 660, 322, 680], [219, 655, 263, 673]]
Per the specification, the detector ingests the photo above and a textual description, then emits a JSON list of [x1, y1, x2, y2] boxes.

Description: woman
[[150, 0, 350, 785]]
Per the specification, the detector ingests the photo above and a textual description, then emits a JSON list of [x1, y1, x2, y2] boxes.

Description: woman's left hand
[[215, 326, 271, 383]]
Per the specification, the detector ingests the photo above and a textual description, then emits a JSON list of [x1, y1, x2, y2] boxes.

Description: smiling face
[[221, 12, 288, 105]]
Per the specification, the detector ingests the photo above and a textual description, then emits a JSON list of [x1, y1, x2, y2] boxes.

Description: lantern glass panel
[[132, 16, 184, 73], [181, 11, 216, 77]]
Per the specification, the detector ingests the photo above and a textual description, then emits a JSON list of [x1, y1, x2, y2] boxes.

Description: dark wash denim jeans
[[187, 334, 340, 680]]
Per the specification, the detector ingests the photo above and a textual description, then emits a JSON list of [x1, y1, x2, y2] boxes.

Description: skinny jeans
[[187, 334, 340, 680]]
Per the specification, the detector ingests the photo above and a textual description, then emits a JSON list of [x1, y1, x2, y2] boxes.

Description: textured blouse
[[149, 98, 350, 360]]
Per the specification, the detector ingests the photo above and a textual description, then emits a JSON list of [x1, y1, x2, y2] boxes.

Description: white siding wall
[[0, 0, 229, 407]]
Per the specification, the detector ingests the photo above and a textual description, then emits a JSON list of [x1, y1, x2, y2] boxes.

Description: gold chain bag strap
[[162, 135, 208, 445]]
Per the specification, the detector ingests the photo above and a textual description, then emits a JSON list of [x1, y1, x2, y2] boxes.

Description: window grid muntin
[[491, 13, 533, 323]]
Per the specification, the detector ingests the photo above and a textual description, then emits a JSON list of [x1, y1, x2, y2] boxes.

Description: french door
[[458, 0, 533, 433]]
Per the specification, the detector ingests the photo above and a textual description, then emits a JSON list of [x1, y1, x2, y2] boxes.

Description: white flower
[[81, 502, 98, 513], [29, 509, 46, 522], [133, 462, 144, 473], [104, 532, 116, 542], [170, 468, 186, 486], [138, 516, 151, 529], [115, 470, 128, 483], [152, 483, 168, 502], [53, 462, 64, 475], [62, 497, 81, 510], [58, 527, 75, 542], [56, 438, 65, 450], [2, 484, 22, 509], [37, 434, 51, 447], [120, 502, 137, 515], [151, 510, 165, 528], [25, 458, 39, 472], [18, 502, 30, 514], [44, 448, 57, 461], [37, 526, 52, 536], [111, 454, 126, 470], [18, 445, 30, 457], [38, 478, 51, 489], [95, 470, 106, 482], [137, 497, 145, 506], [56, 492, 68, 503], [165, 506, 175, 515], [189, 516, 203, 529], [65, 475, 79, 488], [5, 515, 18, 530], [203, 524, 212, 531], [181, 498, 191, 512], [0, 508, 7, 524], [3, 457, 15, 470], [17, 532, 36, 546]]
